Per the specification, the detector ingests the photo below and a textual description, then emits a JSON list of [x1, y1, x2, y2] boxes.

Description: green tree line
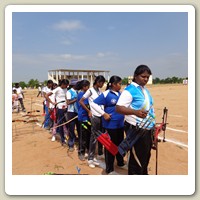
[[13, 76, 188, 89], [12, 79, 48, 89], [121, 76, 187, 85], [152, 76, 187, 84]]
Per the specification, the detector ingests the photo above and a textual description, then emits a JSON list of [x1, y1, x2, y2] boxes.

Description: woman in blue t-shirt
[[92, 76, 127, 175], [116, 65, 155, 175], [76, 80, 91, 161]]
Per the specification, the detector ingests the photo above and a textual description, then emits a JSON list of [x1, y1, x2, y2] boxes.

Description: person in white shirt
[[79, 75, 106, 168], [37, 84, 42, 97], [12, 89, 19, 112], [13, 83, 26, 112], [45, 79, 69, 146], [42, 80, 53, 129], [48, 83, 58, 141]]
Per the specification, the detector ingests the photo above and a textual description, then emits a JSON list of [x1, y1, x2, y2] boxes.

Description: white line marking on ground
[[35, 103, 43, 107], [167, 127, 188, 133], [158, 136, 188, 148], [36, 122, 42, 127], [168, 114, 183, 118]]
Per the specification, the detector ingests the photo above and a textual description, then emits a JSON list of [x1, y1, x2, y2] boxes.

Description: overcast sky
[[12, 11, 188, 82]]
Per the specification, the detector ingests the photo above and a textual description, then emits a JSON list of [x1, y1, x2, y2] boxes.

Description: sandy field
[[12, 84, 188, 175]]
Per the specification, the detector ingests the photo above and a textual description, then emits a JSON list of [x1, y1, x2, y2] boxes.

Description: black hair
[[59, 79, 69, 86], [75, 80, 90, 90], [93, 75, 106, 86], [47, 80, 53, 85], [133, 65, 152, 81], [106, 76, 122, 90], [51, 82, 58, 90]]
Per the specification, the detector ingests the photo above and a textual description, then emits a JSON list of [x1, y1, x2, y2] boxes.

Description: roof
[[48, 69, 110, 73]]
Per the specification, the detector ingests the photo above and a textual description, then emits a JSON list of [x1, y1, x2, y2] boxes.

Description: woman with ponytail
[[92, 75, 127, 175], [79, 75, 106, 168], [76, 80, 91, 161]]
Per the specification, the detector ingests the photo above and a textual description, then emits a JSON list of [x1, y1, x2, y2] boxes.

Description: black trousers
[[105, 128, 125, 174], [57, 108, 68, 144], [18, 98, 25, 110], [78, 121, 91, 155], [88, 116, 103, 161], [124, 121, 152, 175]]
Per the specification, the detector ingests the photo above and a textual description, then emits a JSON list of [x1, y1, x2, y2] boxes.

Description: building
[[48, 69, 110, 86]]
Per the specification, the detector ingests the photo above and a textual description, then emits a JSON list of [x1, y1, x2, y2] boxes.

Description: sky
[[12, 11, 188, 83]]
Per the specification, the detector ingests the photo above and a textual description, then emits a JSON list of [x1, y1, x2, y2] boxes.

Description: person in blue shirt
[[92, 76, 127, 175], [67, 79, 79, 152], [76, 80, 91, 161], [116, 65, 155, 175]]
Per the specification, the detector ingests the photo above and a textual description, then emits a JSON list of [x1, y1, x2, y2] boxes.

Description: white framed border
[[5, 5, 195, 195]]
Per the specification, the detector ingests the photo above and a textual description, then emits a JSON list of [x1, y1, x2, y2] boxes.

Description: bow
[[152, 107, 168, 175]]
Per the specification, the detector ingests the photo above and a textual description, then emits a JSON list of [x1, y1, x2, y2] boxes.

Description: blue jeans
[[67, 112, 79, 148], [44, 105, 50, 128], [57, 108, 68, 144]]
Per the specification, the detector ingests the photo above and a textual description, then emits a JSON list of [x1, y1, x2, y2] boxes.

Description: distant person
[[13, 83, 26, 112], [42, 80, 53, 129], [37, 84, 42, 97], [116, 64, 155, 175], [48, 83, 58, 142], [12, 89, 19, 112]]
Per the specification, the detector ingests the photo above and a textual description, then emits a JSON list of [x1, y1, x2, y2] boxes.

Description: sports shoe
[[88, 160, 95, 168], [93, 158, 100, 166], [117, 164, 128, 170], [108, 171, 119, 175], [51, 136, 56, 142], [78, 154, 85, 161], [69, 147, 74, 152], [97, 154, 105, 160], [44, 126, 50, 130], [61, 141, 67, 147], [84, 153, 88, 159]]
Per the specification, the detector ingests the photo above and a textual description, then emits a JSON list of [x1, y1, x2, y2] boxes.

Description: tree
[[153, 77, 160, 84], [19, 81, 27, 89], [122, 77, 128, 85], [43, 80, 48, 86], [28, 79, 39, 88]]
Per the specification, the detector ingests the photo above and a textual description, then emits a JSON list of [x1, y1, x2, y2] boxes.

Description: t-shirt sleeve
[[116, 90, 133, 107], [83, 89, 91, 99], [42, 87, 46, 93], [93, 93, 106, 105], [67, 91, 71, 100], [77, 92, 83, 101], [52, 87, 58, 95]]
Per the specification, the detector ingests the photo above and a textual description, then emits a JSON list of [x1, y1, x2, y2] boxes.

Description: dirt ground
[[12, 84, 188, 175]]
